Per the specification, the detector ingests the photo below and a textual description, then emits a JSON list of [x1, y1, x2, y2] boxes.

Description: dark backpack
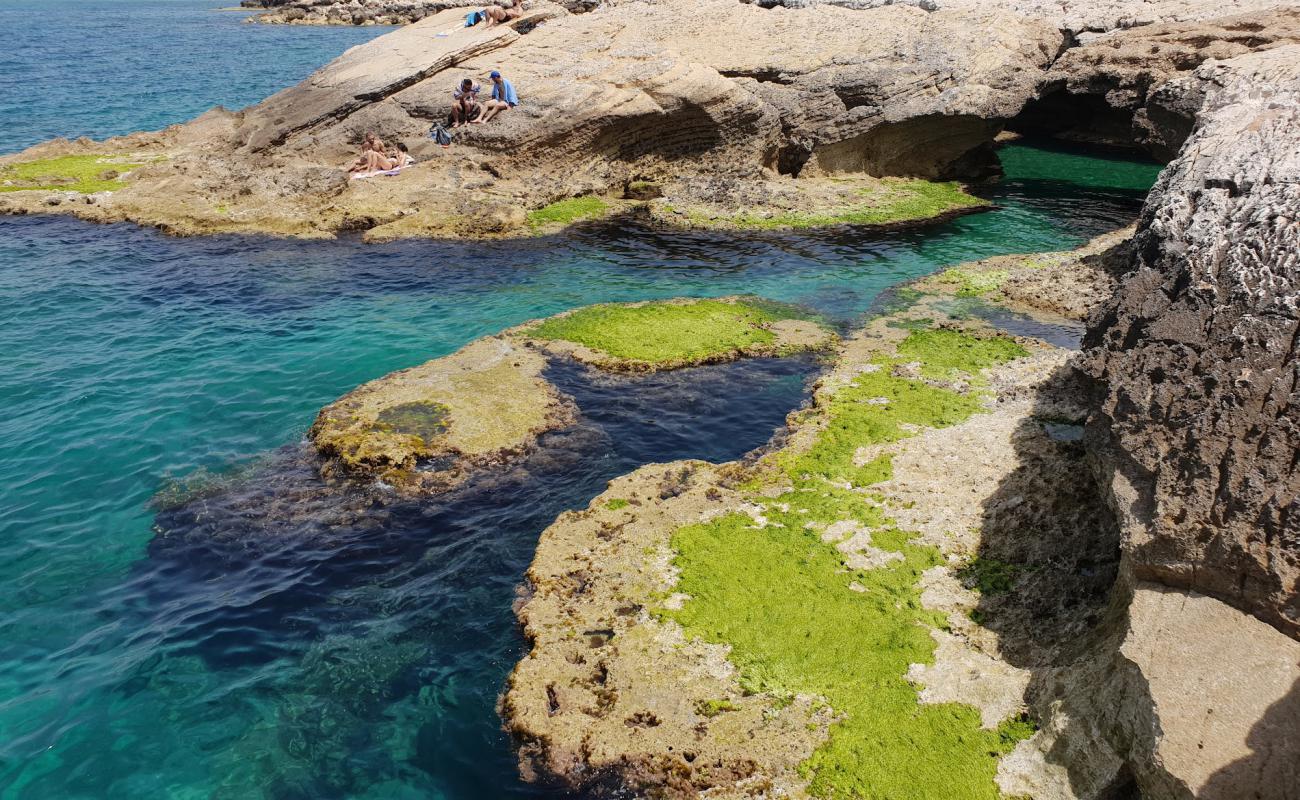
[[430, 124, 453, 148]]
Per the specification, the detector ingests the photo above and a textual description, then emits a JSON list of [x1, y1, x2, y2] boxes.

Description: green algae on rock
[[309, 336, 575, 495], [919, 228, 1135, 320], [0, 154, 145, 194], [519, 297, 837, 372], [667, 324, 1033, 800], [505, 288, 1066, 796], [526, 196, 613, 232], [649, 178, 988, 232]]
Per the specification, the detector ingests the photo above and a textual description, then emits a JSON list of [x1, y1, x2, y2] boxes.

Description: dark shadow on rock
[[1199, 678, 1300, 800], [967, 358, 1146, 797], [967, 361, 1122, 669]]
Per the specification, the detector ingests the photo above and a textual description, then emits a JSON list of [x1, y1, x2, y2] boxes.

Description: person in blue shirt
[[475, 70, 518, 124]]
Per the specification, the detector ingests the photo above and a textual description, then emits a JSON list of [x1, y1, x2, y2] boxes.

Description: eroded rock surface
[[1013, 9, 1300, 158], [310, 336, 575, 495], [1084, 46, 1300, 639], [505, 253, 1127, 797]]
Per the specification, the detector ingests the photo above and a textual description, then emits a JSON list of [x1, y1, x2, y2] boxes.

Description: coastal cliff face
[[1084, 47, 1300, 640]]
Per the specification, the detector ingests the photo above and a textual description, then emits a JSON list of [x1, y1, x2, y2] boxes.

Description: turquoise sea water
[[0, 3, 1164, 798]]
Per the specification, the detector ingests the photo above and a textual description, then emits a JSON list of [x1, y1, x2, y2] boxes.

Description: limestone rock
[[309, 335, 576, 495], [1084, 46, 1300, 640], [1014, 9, 1300, 157], [0, 0, 1061, 239]]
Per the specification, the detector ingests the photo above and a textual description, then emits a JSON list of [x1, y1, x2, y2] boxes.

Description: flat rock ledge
[[504, 246, 1124, 797], [310, 296, 834, 494], [310, 335, 576, 495], [918, 226, 1135, 321], [511, 296, 838, 373]]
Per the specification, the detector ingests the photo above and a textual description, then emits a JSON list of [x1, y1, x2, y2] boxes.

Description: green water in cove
[[1, 5, 1165, 795]]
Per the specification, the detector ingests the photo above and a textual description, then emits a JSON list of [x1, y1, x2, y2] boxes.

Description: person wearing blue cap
[[475, 70, 518, 124]]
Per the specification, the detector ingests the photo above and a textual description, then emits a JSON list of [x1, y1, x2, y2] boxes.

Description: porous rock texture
[[986, 45, 1300, 800], [1084, 45, 1300, 641]]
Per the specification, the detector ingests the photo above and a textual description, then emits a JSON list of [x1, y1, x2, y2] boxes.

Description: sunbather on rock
[[483, 0, 523, 27], [348, 132, 386, 173]]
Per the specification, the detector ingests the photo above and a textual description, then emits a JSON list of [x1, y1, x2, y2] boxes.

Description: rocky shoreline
[[502, 36, 1300, 800], [7, 1, 1297, 797], [5, 0, 1298, 242]]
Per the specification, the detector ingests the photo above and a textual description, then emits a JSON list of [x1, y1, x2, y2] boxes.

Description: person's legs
[[365, 150, 394, 171], [451, 100, 465, 127], [473, 99, 495, 123]]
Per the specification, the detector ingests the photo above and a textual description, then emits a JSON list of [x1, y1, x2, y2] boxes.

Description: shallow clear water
[[0, 3, 1164, 797]]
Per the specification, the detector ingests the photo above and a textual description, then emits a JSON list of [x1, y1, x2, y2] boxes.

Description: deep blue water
[[1, 0, 392, 152], [0, 2, 1164, 797]]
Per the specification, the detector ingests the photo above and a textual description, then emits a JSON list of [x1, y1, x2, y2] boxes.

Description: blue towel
[[465, 9, 485, 26], [492, 78, 519, 107]]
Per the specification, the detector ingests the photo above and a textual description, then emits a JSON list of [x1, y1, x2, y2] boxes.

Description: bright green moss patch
[[777, 366, 985, 486], [0, 154, 145, 193], [936, 266, 1011, 297], [527, 196, 610, 229], [526, 298, 828, 368], [605, 498, 630, 510], [667, 324, 1034, 798], [896, 328, 1029, 381], [669, 509, 1025, 799], [711, 180, 985, 230]]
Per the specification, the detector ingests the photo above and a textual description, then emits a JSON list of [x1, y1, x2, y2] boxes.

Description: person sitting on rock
[[451, 78, 481, 128], [483, 0, 523, 27], [390, 142, 414, 168], [474, 70, 518, 124], [348, 132, 386, 172]]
